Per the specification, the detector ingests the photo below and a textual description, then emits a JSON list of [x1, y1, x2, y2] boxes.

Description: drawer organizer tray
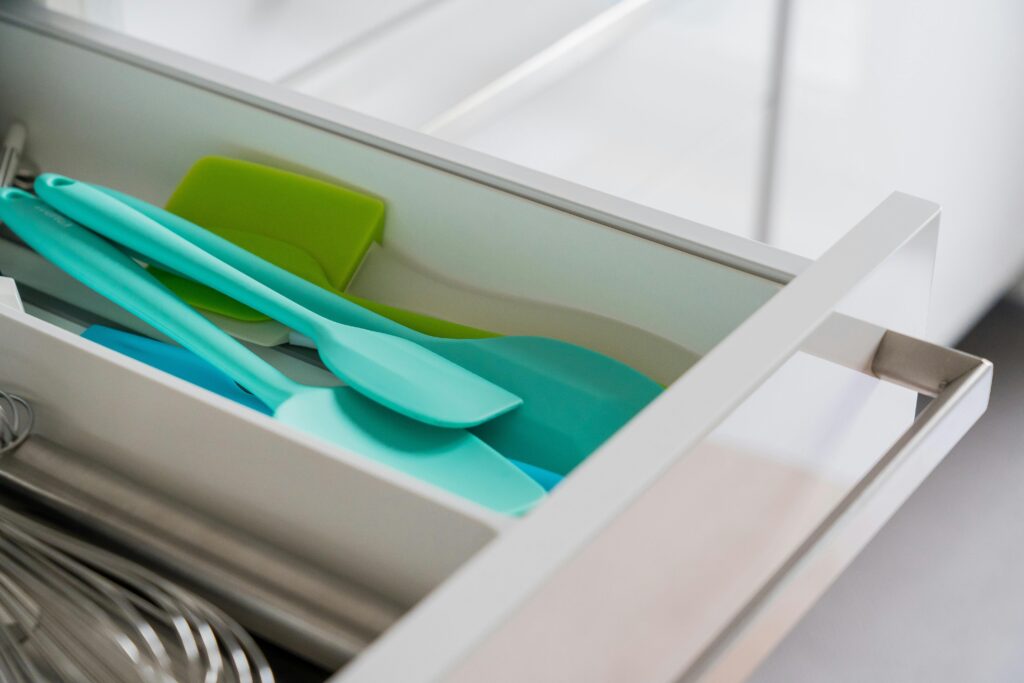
[[0, 6, 993, 682]]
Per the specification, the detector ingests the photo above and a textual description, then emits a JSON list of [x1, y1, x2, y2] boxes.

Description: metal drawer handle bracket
[[680, 331, 993, 682]]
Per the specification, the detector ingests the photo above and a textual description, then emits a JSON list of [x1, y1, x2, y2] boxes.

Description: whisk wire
[[0, 389, 275, 681], [0, 391, 32, 456]]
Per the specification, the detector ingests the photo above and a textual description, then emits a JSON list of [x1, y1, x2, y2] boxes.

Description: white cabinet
[[771, 0, 1024, 343], [43, 0, 439, 82], [420, 0, 778, 242], [0, 5, 993, 681]]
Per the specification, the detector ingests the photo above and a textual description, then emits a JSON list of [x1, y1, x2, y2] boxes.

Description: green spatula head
[[157, 157, 493, 339], [169, 157, 383, 291]]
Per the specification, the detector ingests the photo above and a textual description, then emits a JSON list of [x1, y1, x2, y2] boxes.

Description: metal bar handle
[[337, 193, 984, 683]]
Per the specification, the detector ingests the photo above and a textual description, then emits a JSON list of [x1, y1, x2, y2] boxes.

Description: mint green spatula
[[34, 175, 520, 429], [78, 183, 665, 476], [0, 188, 545, 514]]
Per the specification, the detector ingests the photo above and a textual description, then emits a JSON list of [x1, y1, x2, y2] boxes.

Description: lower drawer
[[0, 7, 993, 682]]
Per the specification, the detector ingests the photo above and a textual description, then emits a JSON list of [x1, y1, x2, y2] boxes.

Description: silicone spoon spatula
[[0, 189, 545, 514], [81, 325, 563, 490], [35, 174, 521, 429], [89, 185, 664, 475]]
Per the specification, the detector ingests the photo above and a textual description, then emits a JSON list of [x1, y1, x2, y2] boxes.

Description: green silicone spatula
[[153, 156, 495, 341], [0, 188, 544, 514], [85, 185, 664, 475], [35, 174, 521, 429]]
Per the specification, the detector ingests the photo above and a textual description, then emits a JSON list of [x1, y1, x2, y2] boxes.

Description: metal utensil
[[0, 504, 275, 682], [0, 386, 275, 682]]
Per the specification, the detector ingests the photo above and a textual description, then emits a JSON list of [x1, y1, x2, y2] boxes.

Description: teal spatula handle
[[34, 174, 341, 343], [92, 184, 430, 343], [0, 188, 299, 409]]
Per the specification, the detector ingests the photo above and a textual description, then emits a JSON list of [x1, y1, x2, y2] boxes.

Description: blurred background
[[39, 1, 1024, 680]]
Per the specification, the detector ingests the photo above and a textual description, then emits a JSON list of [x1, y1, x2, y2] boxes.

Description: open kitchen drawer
[[0, 5, 992, 683]]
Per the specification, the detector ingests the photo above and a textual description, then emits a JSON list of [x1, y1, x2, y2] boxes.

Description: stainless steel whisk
[[0, 391, 31, 456], [0, 389, 275, 682], [0, 505, 276, 683]]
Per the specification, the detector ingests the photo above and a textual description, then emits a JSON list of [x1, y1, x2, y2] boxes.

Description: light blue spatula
[[0, 188, 545, 514], [80, 324, 564, 491], [33, 174, 520, 429]]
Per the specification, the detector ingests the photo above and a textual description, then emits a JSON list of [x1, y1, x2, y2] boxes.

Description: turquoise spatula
[[80, 324, 564, 491], [79, 183, 664, 475], [0, 188, 544, 514], [34, 175, 520, 429]]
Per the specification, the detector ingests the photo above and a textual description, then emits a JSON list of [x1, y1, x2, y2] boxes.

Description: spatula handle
[[91, 184, 428, 342], [34, 175, 331, 341], [0, 188, 296, 409]]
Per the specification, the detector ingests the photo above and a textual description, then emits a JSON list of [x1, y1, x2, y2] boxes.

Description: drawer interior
[[0, 17, 786, 672]]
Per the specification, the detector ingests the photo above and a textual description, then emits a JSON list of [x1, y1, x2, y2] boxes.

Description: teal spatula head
[[0, 189, 545, 514], [34, 174, 522, 429]]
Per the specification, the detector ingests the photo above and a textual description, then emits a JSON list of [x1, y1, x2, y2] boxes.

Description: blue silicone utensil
[[34, 174, 521, 429], [80, 325, 272, 415], [80, 325, 563, 490], [0, 188, 545, 513], [87, 184, 664, 475]]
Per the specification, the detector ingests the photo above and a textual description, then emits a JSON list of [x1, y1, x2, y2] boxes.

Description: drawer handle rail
[[679, 330, 993, 682]]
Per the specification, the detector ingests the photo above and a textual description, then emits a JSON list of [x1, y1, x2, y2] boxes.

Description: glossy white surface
[[288, 0, 617, 129], [773, 0, 1024, 343], [45, 0, 435, 81], [40, 0, 776, 243], [432, 0, 776, 241]]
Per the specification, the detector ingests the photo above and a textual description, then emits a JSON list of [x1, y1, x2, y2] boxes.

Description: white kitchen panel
[[287, 0, 620, 129], [772, 0, 1024, 343], [44, 0, 436, 81], [432, 0, 778, 240]]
